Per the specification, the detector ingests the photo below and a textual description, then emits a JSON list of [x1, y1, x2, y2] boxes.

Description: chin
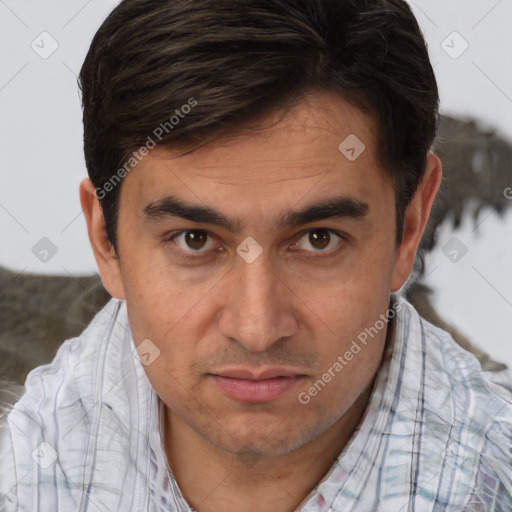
[[204, 414, 327, 458]]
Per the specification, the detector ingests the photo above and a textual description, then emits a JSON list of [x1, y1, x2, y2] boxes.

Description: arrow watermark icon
[[236, 236, 263, 263], [442, 236, 468, 263], [30, 31, 59, 59], [134, 339, 161, 366], [338, 134, 366, 162], [32, 237, 58, 263], [441, 31, 469, 60]]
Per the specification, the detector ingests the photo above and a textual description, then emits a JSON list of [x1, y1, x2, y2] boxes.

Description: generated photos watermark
[[298, 301, 403, 405], [95, 97, 198, 201]]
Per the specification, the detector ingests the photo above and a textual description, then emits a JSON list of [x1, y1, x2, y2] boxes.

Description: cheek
[[300, 244, 394, 332], [301, 249, 393, 384], [125, 292, 201, 408], [120, 247, 197, 330]]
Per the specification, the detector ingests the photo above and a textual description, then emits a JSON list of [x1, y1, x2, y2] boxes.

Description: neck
[[162, 383, 373, 512]]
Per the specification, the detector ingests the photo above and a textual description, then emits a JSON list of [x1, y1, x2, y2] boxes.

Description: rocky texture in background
[[405, 114, 512, 374], [0, 268, 109, 400], [1, 115, 511, 400], [420, 115, 512, 255]]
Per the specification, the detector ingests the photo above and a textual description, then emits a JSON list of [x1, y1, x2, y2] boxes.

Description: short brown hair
[[79, 0, 439, 252]]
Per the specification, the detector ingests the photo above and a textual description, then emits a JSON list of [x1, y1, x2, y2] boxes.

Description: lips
[[210, 367, 307, 403], [213, 368, 302, 380]]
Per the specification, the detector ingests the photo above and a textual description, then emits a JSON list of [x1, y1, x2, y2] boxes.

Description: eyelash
[[163, 229, 346, 260]]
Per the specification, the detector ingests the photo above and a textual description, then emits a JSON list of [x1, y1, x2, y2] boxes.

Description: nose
[[217, 248, 298, 353]]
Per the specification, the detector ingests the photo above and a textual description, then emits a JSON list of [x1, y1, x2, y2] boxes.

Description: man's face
[[114, 91, 401, 457]]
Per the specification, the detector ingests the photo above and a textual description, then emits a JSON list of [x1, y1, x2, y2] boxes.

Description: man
[[1, 0, 511, 510]]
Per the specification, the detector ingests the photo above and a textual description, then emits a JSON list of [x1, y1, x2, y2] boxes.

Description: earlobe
[[79, 178, 126, 299], [390, 152, 442, 292]]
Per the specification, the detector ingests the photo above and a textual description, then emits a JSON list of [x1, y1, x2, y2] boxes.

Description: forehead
[[120, 90, 391, 220]]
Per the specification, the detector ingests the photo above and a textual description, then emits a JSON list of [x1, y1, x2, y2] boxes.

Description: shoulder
[[0, 298, 127, 509], [414, 299, 512, 407], [11, 297, 125, 420], [399, 298, 512, 502], [399, 297, 512, 418]]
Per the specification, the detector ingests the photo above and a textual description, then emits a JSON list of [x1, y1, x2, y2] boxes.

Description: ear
[[390, 152, 442, 292], [79, 178, 126, 299]]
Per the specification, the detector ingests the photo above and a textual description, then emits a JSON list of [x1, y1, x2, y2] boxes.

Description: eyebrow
[[142, 194, 369, 232]]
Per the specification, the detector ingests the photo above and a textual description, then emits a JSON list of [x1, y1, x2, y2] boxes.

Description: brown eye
[[184, 231, 208, 250], [309, 230, 330, 250], [169, 230, 216, 255], [294, 229, 343, 254]]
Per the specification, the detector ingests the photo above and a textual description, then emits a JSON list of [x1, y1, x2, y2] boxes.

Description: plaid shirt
[[1, 296, 511, 511]]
